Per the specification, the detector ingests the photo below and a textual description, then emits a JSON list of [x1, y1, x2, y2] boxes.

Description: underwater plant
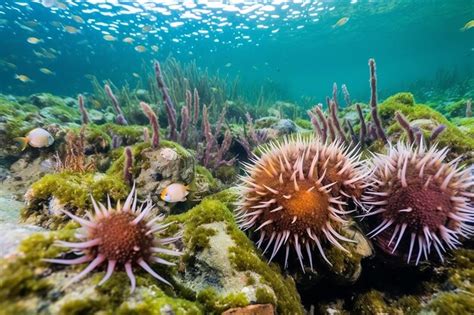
[[236, 135, 366, 270], [44, 185, 182, 292], [308, 59, 388, 147], [54, 127, 96, 173], [361, 141, 474, 264]]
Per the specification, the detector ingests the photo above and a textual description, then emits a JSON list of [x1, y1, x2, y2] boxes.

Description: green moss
[[353, 290, 391, 315], [186, 226, 216, 254], [0, 227, 76, 302], [393, 296, 421, 314], [256, 288, 277, 305], [58, 298, 105, 315], [381, 92, 415, 107], [294, 118, 313, 129], [379, 96, 474, 156], [197, 288, 248, 314], [106, 142, 150, 178], [214, 165, 237, 184], [0, 97, 39, 140], [325, 242, 362, 278], [167, 198, 302, 314], [191, 165, 218, 192], [100, 123, 146, 145], [427, 291, 474, 315], [22, 172, 129, 228], [443, 99, 469, 118]]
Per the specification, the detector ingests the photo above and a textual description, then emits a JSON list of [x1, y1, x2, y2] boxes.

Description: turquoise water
[[0, 0, 472, 103]]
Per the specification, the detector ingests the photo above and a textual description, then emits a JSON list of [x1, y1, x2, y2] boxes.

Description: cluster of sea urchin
[[44, 184, 182, 292], [236, 136, 366, 271], [361, 142, 474, 264]]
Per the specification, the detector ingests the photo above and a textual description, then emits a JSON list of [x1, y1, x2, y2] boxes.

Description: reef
[[1, 57, 473, 314]]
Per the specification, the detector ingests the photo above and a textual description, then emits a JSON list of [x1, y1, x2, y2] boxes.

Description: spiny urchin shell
[[44, 184, 182, 292], [361, 142, 474, 264], [236, 136, 366, 271]]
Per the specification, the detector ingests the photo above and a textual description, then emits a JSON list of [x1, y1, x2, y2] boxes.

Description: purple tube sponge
[[140, 101, 160, 149], [368, 59, 387, 143], [78, 94, 89, 125], [193, 88, 200, 124], [104, 84, 128, 125], [154, 61, 178, 141], [123, 146, 133, 186]]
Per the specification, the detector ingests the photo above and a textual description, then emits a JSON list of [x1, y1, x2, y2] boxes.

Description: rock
[[222, 304, 275, 315], [29, 93, 66, 108], [0, 194, 44, 258], [40, 106, 76, 123], [135, 143, 195, 205], [63, 97, 76, 107], [88, 109, 105, 124], [270, 119, 298, 136], [0, 194, 303, 314]]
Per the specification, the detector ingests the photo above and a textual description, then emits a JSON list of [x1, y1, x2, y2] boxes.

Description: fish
[[135, 45, 146, 52], [332, 17, 349, 28], [27, 37, 43, 44], [41, 0, 57, 8], [151, 45, 159, 52], [460, 20, 474, 31], [15, 74, 32, 83], [160, 183, 189, 203], [64, 25, 79, 34], [123, 37, 134, 44], [132, 72, 140, 78], [225, 62, 232, 67], [72, 15, 85, 24], [103, 34, 117, 41], [39, 68, 55, 75], [14, 128, 54, 150]]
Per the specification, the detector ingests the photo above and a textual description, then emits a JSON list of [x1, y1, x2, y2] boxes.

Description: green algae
[[378, 92, 474, 155], [0, 225, 76, 306], [168, 198, 303, 314], [21, 172, 129, 228], [214, 165, 238, 184], [197, 288, 248, 314], [294, 118, 313, 129]]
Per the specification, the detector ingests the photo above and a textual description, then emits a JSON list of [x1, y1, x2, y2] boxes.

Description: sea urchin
[[44, 184, 182, 292], [236, 136, 366, 271], [361, 142, 474, 264]]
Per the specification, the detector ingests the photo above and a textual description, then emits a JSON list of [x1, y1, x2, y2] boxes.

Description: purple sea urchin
[[236, 136, 366, 271], [361, 142, 474, 264], [44, 184, 182, 292]]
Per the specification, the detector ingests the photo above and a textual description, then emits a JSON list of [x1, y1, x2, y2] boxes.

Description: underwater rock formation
[[0, 191, 302, 314]]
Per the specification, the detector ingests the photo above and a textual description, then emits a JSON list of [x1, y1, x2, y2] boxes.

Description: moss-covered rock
[[378, 93, 474, 159], [1, 190, 302, 314], [22, 172, 129, 229], [169, 197, 303, 314]]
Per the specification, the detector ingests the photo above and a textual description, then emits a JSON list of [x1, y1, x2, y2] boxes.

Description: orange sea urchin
[[236, 136, 366, 270], [361, 142, 474, 264], [44, 184, 182, 292]]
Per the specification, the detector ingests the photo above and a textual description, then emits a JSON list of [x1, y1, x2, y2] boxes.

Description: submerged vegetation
[[0, 54, 473, 314]]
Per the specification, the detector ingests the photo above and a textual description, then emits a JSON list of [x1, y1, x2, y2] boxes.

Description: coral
[[44, 185, 182, 292], [236, 136, 366, 271], [54, 127, 96, 173], [361, 141, 474, 264]]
